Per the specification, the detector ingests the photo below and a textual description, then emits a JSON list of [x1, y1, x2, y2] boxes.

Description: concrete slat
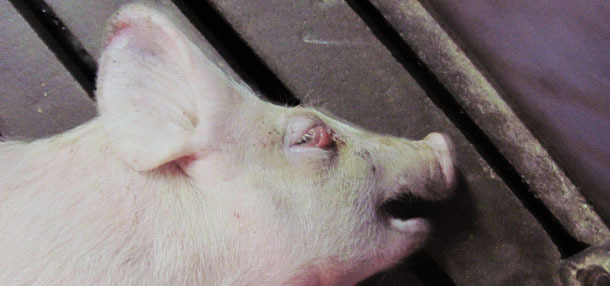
[[0, 1, 96, 140]]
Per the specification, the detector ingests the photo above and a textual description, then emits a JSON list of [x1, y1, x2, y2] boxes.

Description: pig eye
[[294, 126, 334, 149]]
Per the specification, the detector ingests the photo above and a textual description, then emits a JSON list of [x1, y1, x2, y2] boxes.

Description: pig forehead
[[276, 107, 353, 133], [249, 106, 317, 134], [306, 107, 360, 128], [254, 106, 346, 128]]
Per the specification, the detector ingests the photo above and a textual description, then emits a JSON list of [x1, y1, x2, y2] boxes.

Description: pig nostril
[[380, 193, 434, 221]]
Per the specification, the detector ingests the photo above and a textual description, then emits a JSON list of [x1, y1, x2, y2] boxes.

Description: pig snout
[[423, 132, 456, 191], [376, 132, 456, 233], [378, 132, 456, 199]]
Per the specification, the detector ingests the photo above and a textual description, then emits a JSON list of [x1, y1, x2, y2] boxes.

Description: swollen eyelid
[[296, 126, 333, 148]]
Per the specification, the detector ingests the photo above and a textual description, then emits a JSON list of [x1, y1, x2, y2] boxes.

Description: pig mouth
[[380, 193, 435, 221]]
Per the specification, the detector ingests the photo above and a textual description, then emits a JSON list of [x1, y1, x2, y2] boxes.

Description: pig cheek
[[259, 131, 278, 149]]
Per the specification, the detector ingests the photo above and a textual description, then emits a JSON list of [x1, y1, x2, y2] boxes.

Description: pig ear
[[96, 4, 235, 171]]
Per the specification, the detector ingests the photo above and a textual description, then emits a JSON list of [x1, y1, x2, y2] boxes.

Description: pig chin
[[316, 222, 429, 286]]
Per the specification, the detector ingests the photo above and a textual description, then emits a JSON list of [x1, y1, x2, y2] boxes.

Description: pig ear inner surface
[[96, 5, 231, 171]]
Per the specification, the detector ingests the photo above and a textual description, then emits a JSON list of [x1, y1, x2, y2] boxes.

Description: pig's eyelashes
[[293, 126, 334, 149], [283, 115, 336, 152]]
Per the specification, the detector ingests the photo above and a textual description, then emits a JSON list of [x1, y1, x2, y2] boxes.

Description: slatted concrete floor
[[1, 0, 609, 285]]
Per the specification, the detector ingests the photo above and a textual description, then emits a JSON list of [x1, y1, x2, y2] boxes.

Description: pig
[[0, 4, 455, 285]]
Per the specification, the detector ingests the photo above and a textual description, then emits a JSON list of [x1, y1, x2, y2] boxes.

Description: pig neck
[[0, 120, 203, 284], [0, 119, 309, 285]]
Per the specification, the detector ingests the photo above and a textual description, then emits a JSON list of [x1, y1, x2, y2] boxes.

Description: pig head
[[0, 4, 455, 285]]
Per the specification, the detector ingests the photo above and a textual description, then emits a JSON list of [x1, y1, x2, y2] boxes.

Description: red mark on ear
[[176, 154, 197, 171], [175, 149, 219, 171], [154, 155, 196, 177], [104, 21, 131, 48]]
